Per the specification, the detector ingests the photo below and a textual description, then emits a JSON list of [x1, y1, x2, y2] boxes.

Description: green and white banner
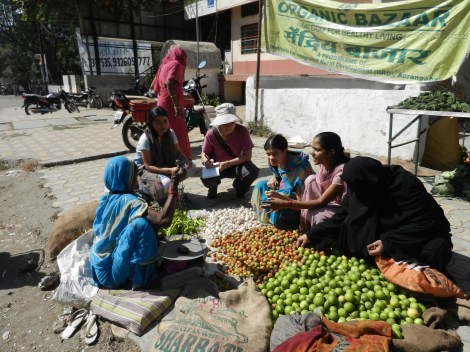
[[262, 0, 470, 83]]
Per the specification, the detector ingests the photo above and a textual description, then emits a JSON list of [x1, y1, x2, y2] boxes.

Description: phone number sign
[[77, 32, 153, 75]]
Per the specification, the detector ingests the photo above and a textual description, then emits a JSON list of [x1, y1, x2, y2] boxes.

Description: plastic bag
[[52, 230, 98, 307], [375, 256, 467, 299]]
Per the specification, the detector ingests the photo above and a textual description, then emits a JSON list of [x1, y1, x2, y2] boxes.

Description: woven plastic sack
[[375, 256, 467, 299], [52, 230, 98, 307]]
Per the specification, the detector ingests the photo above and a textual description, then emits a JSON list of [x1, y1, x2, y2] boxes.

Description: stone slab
[[46, 118, 80, 126], [85, 115, 115, 122], [12, 119, 49, 129], [0, 122, 12, 131]]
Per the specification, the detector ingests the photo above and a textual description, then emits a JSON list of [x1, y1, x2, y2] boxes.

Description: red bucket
[[130, 99, 157, 123]]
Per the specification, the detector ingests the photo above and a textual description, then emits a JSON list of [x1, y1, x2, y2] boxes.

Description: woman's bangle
[[287, 200, 293, 207], [168, 187, 178, 195]]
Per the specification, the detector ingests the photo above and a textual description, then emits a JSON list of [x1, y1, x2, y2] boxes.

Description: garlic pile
[[198, 207, 262, 240]]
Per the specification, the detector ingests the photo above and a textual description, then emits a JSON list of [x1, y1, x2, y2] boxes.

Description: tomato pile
[[260, 247, 427, 338], [210, 226, 301, 284]]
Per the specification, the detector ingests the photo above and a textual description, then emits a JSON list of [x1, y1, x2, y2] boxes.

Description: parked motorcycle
[[183, 61, 208, 105], [108, 65, 157, 110], [111, 61, 211, 152], [108, 80, 152, 111], [22, 90, 78, 115], [69, 86, 103, 109]]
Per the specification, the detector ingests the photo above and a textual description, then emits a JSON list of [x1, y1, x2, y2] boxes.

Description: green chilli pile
[[260, 247, 428, 338], [161, 210, 205, 236]]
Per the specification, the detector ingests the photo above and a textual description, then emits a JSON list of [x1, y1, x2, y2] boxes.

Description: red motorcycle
[[111, 61, 210, 152]]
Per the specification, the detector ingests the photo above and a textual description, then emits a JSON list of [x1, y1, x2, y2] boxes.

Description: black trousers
[[201, 161, 260, 195]]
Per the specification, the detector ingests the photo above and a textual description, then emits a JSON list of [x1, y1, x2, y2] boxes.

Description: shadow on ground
[[447, 252, 470, 295], [0, 250, 46, 290], [183, 186, 257, 210]]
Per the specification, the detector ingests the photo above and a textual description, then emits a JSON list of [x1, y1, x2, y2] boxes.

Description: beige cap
[[210, 103, 242, 126]]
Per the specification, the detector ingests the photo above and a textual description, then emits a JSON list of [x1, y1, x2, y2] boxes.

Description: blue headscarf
[[91, 156, 148, 261]]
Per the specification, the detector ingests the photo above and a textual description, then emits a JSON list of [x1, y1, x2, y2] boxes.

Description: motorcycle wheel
[[199, 110, 211, 135], [24, 104, 31, 115], [122, 118, 145, 152], [65, 101, 78, 113], [91, 97, 103, 109]]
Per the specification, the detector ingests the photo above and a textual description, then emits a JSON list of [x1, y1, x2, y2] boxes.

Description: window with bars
[[241, 23, 258, 54]]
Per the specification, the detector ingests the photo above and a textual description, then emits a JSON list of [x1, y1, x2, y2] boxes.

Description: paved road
[[1, 95, 469, 348]]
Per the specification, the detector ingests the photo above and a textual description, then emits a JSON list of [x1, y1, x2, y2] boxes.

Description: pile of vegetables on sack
[[161, 210, 205, 237], [260, 247, 428, 338], [210, 226, 302, 284], [432, 147, 470, 197], [398, 90, 470, 112]]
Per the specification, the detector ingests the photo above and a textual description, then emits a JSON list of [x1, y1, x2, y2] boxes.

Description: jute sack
[[438, 297, 470, 325], [152, 278, 272, 352], [391, 324, 461, 352], [48, 200, 98, 261], [455, 297, 470, 323]]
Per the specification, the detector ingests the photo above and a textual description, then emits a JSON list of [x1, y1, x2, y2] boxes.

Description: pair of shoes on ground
[[60, 308, 98, 345]]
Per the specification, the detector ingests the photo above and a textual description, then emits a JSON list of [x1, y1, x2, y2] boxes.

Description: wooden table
[[386, 106, 470, 175]]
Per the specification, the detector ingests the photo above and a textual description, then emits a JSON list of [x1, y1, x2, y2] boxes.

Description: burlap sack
[[431, 297, 470, 328], [48, 200, 98, 261], [152, 278, 272, 352], [456, 297, 470, 322], [391, 324, 461, 352], [423, 307, 447, 329]]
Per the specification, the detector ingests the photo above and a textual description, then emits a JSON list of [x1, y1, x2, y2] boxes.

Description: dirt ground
[[0, 165, 140, 352]]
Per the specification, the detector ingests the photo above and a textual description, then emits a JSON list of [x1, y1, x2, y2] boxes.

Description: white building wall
[[246, 76, 428, 161]]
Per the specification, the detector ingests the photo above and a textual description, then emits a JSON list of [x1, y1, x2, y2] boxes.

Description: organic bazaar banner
[[261, 0, 470, 84]]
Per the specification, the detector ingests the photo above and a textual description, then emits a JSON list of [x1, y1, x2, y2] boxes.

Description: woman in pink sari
[[264, 132, 349, 231], [152, 47, 192, 160]]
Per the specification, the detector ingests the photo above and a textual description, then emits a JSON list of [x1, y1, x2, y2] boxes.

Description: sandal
[[61, 308, 89, 340], [83, 312, 99, 345]]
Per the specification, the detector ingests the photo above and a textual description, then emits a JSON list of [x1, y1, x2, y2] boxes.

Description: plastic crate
[[130, 99, 157, 123]]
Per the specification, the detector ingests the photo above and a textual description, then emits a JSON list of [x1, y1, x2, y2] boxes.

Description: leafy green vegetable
[[161, 210, 205, 237], [398, 91, 470, 112]]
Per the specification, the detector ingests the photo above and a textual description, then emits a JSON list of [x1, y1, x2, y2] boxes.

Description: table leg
[[388, 113, 393, 165], [414, 116, 422, 175]]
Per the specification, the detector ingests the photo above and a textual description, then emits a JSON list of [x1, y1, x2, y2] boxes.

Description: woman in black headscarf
[[296, 156, 453, 272]]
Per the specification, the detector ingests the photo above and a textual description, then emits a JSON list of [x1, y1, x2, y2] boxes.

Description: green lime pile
[[259, 247, 427, 338]]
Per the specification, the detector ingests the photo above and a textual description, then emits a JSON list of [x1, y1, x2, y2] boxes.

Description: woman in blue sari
[[90, 155, 184, 289], [251, 134, 313, 229]]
